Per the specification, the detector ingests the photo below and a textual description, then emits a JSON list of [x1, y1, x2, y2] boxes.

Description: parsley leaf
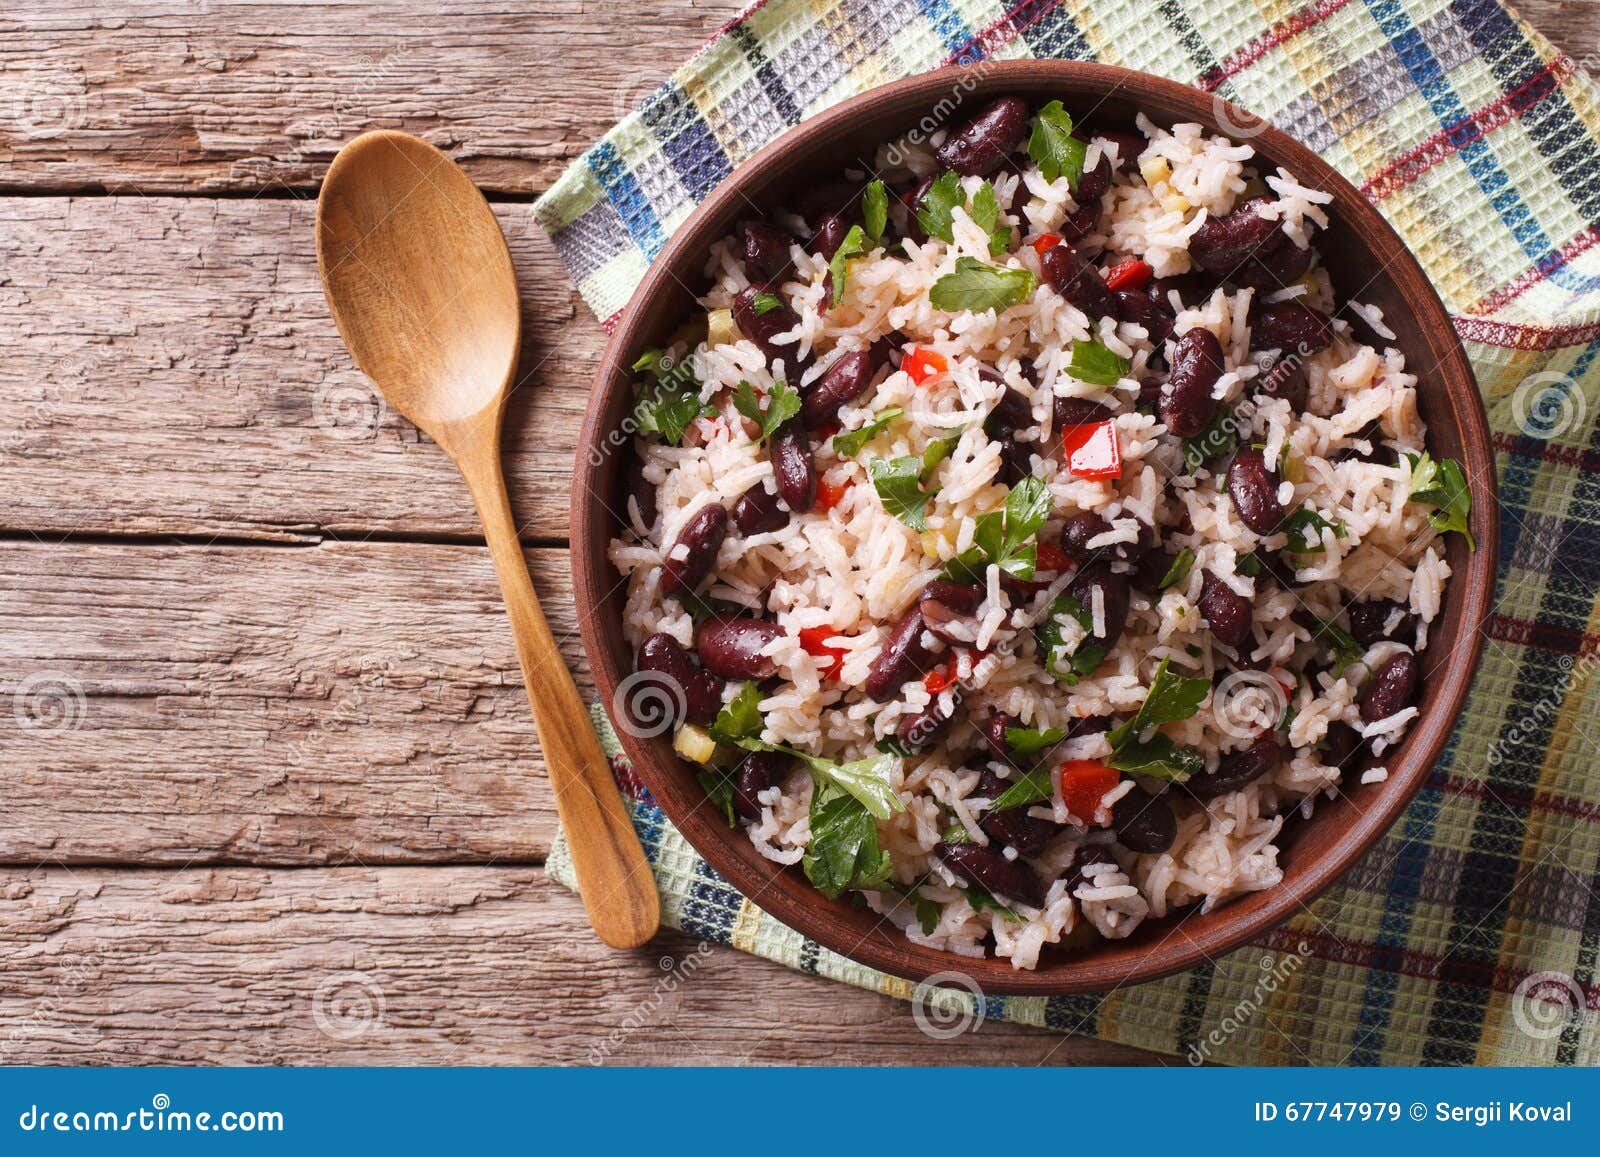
[[915, 171, 964, 244], [1106, 657, 1211, 750], [1159, 548, 1196, 590], [1065, 338, 1130, 387], [1308, 618, 1364, 670], [1406, 451, 1475, 550], [1236, 552, 1263, 577], [1004, 725, 1066, 759], [1105, 732, 1207, 780], [969, 181, 1010, 258], [696, 768, 740, 828], [941, 475, 1053, 582], [732, 379, 801, 442], [631, 347, 713, 444], [1034, 594, 1108, 683], [919, 431, 962, 482], [832, 406, 903, 458], [914, 893, 943, 934], [990, 766, 1053, 811], [930, 257, 1036, 314], [940, 821, 973, 845], [804, 778, 895, 899], [869, 455, 934, 529], [1027, 100, 1088, 188], [751, 292, 784, 316], [962, 887, 1023, 921], [874, 734, 918, 758], [862, 180, 889, 245], [725, 737, 903, 823], [829, 224, 871, 305], [1282, 506, 1346, 554], [1183, 404, 1238, 472], [709, 681, 764, 744]]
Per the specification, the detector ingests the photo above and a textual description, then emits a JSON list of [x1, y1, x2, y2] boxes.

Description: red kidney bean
[[1199, 569, 1253, 649], [1231, 237, 1314, 292], [733, 285, 802, 365], [1114, 287, 1174, 344], [981, 376, 1034, 485], [1252, 300, 1333, 354], [1161, 327, 1225, 437], [659, 504, 728, 600], [1067, 561, 1131, 651], [1149, 273, 1217, 310], [865, 607, 941, 699], [897, 701, 954, 749], [919, 581, 984, 645], [1093, 130, 1145, 174], [935, 840, 1045, 907], [1054, 395, 1115, 433], [1359, 652, 1419, 723], [976, 770, 1061, 855], [623, 455, 657, 528], [983, 712, 1016, 762], [1040, 243, 1116, 319], [869, 333, 905, 371], [792, 177, 862, 224], [770, 419, 816, 513], [1349, 599, 1417, 647], [1109, 786, 1177, 853], [1075, 153, 1114, 202], [696, 616, 785, 680], [1335, 419, 1398, 466], [1184, 736, 1281, 800], [1058, 200, 1102, 243], [739, 220, 792, 287], [935, 96, 1030, 176], [1188, 197, 1284, 273], [801, 350, 875, 426], [732, 483, 788, 536], [1059, 510, 1112, 562], [811, 212, 851, 262], [1321, 721, 1366, 779], [1227, 447, 1286, 535], [732, 749, 791, 820], [1256, 357, 1307, 409], [1068, 841, 1124, 887], [636, 632, 725, 726]]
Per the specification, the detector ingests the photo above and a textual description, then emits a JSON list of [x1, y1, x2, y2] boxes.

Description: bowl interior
[[573, 62, 1497, 995]]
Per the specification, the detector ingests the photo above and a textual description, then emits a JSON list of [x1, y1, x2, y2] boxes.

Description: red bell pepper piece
[[1057, 760, 1121, 824], [1035, 542, 1075, 577], [1102, 258, 1153, 292], [903, 346, 948, 386], [1030, 232, 1063, 256], [1061, 419, 1122, 481], [922, 651, 961, 694], [815, 478, 851, 512], [798, 626, 848, 678]]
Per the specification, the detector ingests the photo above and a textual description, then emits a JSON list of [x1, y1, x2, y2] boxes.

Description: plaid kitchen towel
[[536, 0, 1600, 1065]]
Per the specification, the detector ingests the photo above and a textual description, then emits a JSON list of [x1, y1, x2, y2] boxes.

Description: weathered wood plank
[[0, 1, 1593, 196], [0, 540, 564, 863], [0, 196, 596, 541], [0, 866, 1154, 1065], [0, 0, 744, 195]]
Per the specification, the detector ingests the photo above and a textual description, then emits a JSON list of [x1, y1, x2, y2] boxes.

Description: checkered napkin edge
[[539, 0, 1600, 1065]]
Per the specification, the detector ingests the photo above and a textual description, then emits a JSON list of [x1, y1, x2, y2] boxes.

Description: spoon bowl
[[317, 130, 660, 950]]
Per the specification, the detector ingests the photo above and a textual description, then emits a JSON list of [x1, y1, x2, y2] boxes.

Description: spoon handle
[[461, 449, 661, 950]]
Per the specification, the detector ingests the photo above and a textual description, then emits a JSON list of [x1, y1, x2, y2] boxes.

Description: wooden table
[[1, 0, 1593, 1067]]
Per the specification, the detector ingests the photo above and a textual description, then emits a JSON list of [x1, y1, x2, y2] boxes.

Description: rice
[[608, 97, 1461, 970]]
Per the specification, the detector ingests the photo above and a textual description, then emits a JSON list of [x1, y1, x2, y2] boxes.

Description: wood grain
[[0, 866, 1156, 1065], [0, 0, 745, 195], [0, 196, 591, 541], [0, 540, 564, 864]]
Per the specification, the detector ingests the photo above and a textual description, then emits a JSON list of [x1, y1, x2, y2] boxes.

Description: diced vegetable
[[1030, 232, 1063, 255], [814, 478, 851, 512], [1102, 258, 1152, 291], [673, 723, 717, 764], [798, 625, 848, 678], [1061, 418, 1122, 480], [903, 347, 948, 386], [706, 308, 737, 348], [1057, 760, 1121, 824]]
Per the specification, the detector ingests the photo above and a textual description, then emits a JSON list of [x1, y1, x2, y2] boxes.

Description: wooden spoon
[[315, 130, 660, 949]]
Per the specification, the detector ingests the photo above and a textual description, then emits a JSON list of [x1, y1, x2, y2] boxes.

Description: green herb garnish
[[940, 476, 1053, 583], [1159, 548, 1196, 590], [1065, 338, 1130, 387], [861, 180, 889, 245], [696, 768, 740, 828], [1027, 100, 1088, 188], [1183, 405, 1238, 472], [929, 256, 1036, 315], [709, 681, 764, 743], [828, 224, 870, 305], [1103, 657, 1211, 780], [1034, 594, 1108, 683], [915, 171, 964, 244], [969, 181, 1011, 258], [751, 292, 784, 316], [962, 887, 1023, 921], [1282, 506, 1346, 554], [1406, 451, 1475, 550], [631, 347, 713, 444], [732, 379, 801, 442], [832, 406, 903, 458]]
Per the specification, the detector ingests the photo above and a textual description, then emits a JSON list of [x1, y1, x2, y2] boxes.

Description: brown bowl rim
[[571, 61, 1498, 995]]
